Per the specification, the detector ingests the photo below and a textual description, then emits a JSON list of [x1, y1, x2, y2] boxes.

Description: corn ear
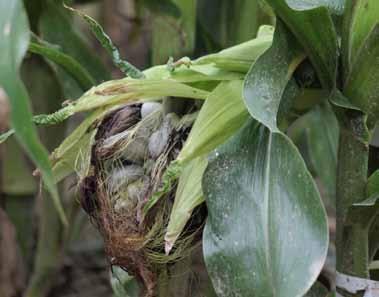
[[144, 80, 249, 214]]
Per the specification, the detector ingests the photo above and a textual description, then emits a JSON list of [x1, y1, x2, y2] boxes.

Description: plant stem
[[336, 111, 370, 296], [158, 265, 169, 297]]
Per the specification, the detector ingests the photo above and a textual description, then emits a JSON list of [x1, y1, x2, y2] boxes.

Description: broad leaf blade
[[290, 103, 339, 204], [39, 1, 109, 98], [286, 0, 345, 15], [0, 0, 66, 224], [344, 24, 379, 129], [197, 0, 266, 50], [243, 21, 304, 132], [368, 170, 379, 197], [151, 0, 197, 64], [306, 104, 338, 202], [265, 0, 338, 89], [348, 0, 379, 65], [1, 137, 37, 195], [28, 41, 95, 90], [203, 120, 328, 297]]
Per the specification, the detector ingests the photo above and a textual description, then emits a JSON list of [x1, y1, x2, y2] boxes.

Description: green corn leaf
[[265, 0, 338, 89], [329, 88, 362, 112], [3, 56, 66, 196], [344, 24, 379, 129], [111, 267, 140, 297], [39, 1, 109, 98], [289, 103, 339, 209], [286, 0, 345, 15], [203, 119, 328, 297], [151, 0, 197, 64], [1, 137, 37, 195], [222, 18, 328, 297], [341, 0, 355, 80], [305, 104, 339, 202], [347, 0, 379, 68], [28, 41, 95, 90], [64, 4, 144, 79], [141, 0, 181, 18], [244, 21, 305, 132], [197, 0, 266, 50], [353, 170, 379, 207], [177, 80, 249, 164], [165, 156, 208, 254], [0, 0, 66, 224], [368, 170, 379, 198]]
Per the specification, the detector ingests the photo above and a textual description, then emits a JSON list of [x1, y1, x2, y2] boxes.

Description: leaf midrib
[[263, 131, 277, 296]]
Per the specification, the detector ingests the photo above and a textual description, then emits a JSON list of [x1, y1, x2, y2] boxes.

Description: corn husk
[[165, 156, 208, 254]]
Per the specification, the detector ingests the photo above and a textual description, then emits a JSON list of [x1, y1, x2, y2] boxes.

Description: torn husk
[[77, 103, 203, 297]]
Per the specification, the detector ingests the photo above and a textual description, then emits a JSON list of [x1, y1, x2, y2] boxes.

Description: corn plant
[[3, 0, 379, 297]]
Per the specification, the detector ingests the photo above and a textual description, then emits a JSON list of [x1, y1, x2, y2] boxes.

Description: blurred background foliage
[[1, 0, 336, 296]]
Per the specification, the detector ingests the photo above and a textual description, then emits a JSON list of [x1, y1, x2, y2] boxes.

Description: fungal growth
[[77, 102, 203, 297]]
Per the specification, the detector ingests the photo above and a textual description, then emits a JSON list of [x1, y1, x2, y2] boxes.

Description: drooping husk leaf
[[165, 156, 208, 254], [177, 80, 249, 164]]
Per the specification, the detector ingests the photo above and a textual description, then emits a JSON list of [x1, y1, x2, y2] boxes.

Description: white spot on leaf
[[3, 22, 11, 36]]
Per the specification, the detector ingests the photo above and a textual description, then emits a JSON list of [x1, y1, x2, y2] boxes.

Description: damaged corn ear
[[77, 102, 202, 295], [154, 81, 251, 250], [35, 28, 280, 296], [143, 80, 249, 215]]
